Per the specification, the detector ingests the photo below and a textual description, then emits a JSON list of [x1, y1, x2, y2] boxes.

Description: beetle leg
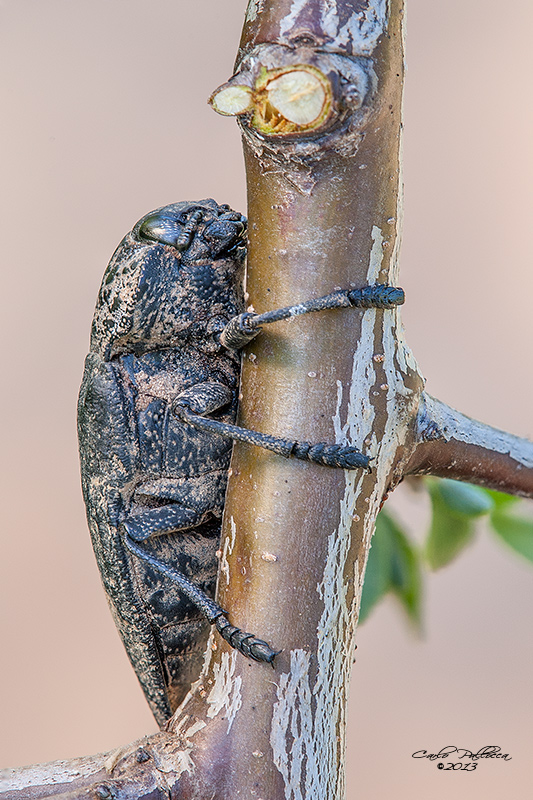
[[171, 382, 370, 468], [172, 382, 233, 416], [124, 472, 227, 540], [124, 535, 278, 664], [172, 400, 371, 471], [219, 284, 405, 350], [123, 505, 204, 542]]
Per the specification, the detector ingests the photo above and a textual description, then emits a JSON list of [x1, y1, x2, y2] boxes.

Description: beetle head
[[137, 201, 246, 261], [90, 200, 247, 359]]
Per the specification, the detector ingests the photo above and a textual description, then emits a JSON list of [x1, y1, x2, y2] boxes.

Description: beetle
[[78, 199, 404, 725]]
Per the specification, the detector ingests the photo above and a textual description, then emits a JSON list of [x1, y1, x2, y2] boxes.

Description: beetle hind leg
[[124, 535, 278, 665], [123, 471, 227, 541], [214, 616, 279, 664]]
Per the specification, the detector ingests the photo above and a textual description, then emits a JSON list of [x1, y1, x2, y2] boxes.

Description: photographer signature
[[412, 745, 511, 761], [412, 745, 511, 769]]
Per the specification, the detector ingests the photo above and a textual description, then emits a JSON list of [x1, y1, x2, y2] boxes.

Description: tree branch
[[174, 1, 423, 798], [1, 753, 110, 800], [0, 733, 195, 800], [406, 393, 533, 498]]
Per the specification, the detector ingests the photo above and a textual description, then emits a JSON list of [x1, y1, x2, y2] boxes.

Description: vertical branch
[[170, 2, 425, 798]]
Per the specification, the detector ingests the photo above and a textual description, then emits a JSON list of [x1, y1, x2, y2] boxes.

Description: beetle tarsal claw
[[290, 441, 370, 470], [214, 615, 278, 664]]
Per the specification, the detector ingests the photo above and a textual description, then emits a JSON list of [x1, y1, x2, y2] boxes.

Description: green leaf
[[490, 512, 533, 563], [437, 479, 494, 517], [360, 510, 422, 628], [359, 511, 394, 624], [389, 521, 423, 627], [486, 488, 521, 511], [425, 481, 478, 570]]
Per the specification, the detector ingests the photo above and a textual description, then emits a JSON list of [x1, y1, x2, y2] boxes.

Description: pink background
[[1, 1, 532, 797]]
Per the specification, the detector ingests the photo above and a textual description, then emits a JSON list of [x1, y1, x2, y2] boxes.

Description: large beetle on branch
[[78, 199, 404, 725]]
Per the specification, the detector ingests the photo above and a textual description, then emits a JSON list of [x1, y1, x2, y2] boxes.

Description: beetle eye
[[138, 214, 183, 247]]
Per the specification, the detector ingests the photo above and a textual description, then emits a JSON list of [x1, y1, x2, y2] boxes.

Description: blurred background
[[1, 1, 532, 797]]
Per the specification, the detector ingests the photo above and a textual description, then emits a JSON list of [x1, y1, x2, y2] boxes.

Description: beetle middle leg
[[123, 372, 370, 667], [172, 382, 371, 470]]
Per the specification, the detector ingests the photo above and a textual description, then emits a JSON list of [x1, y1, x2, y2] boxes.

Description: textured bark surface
[[166, 4, 423, 797], [2, 1, 532, 798]]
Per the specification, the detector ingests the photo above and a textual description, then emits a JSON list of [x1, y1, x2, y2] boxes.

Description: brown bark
[[2, 0, 532, 798], [168, 3, 422, 797]]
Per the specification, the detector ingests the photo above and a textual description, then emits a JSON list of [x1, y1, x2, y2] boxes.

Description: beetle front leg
[[219, 284, 405, 350]]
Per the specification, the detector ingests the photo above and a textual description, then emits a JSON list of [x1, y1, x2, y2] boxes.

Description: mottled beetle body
[[79, 199, 404, 726], [78, 200, 246, 724]]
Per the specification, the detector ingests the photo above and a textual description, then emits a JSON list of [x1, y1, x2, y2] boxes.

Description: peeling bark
[[176, 2, 422, 796]]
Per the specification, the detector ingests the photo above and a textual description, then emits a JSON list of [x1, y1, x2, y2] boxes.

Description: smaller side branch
[[0, 755, 109, 800], [406, 393, 533, 498], [0, 733, 179, 800]]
